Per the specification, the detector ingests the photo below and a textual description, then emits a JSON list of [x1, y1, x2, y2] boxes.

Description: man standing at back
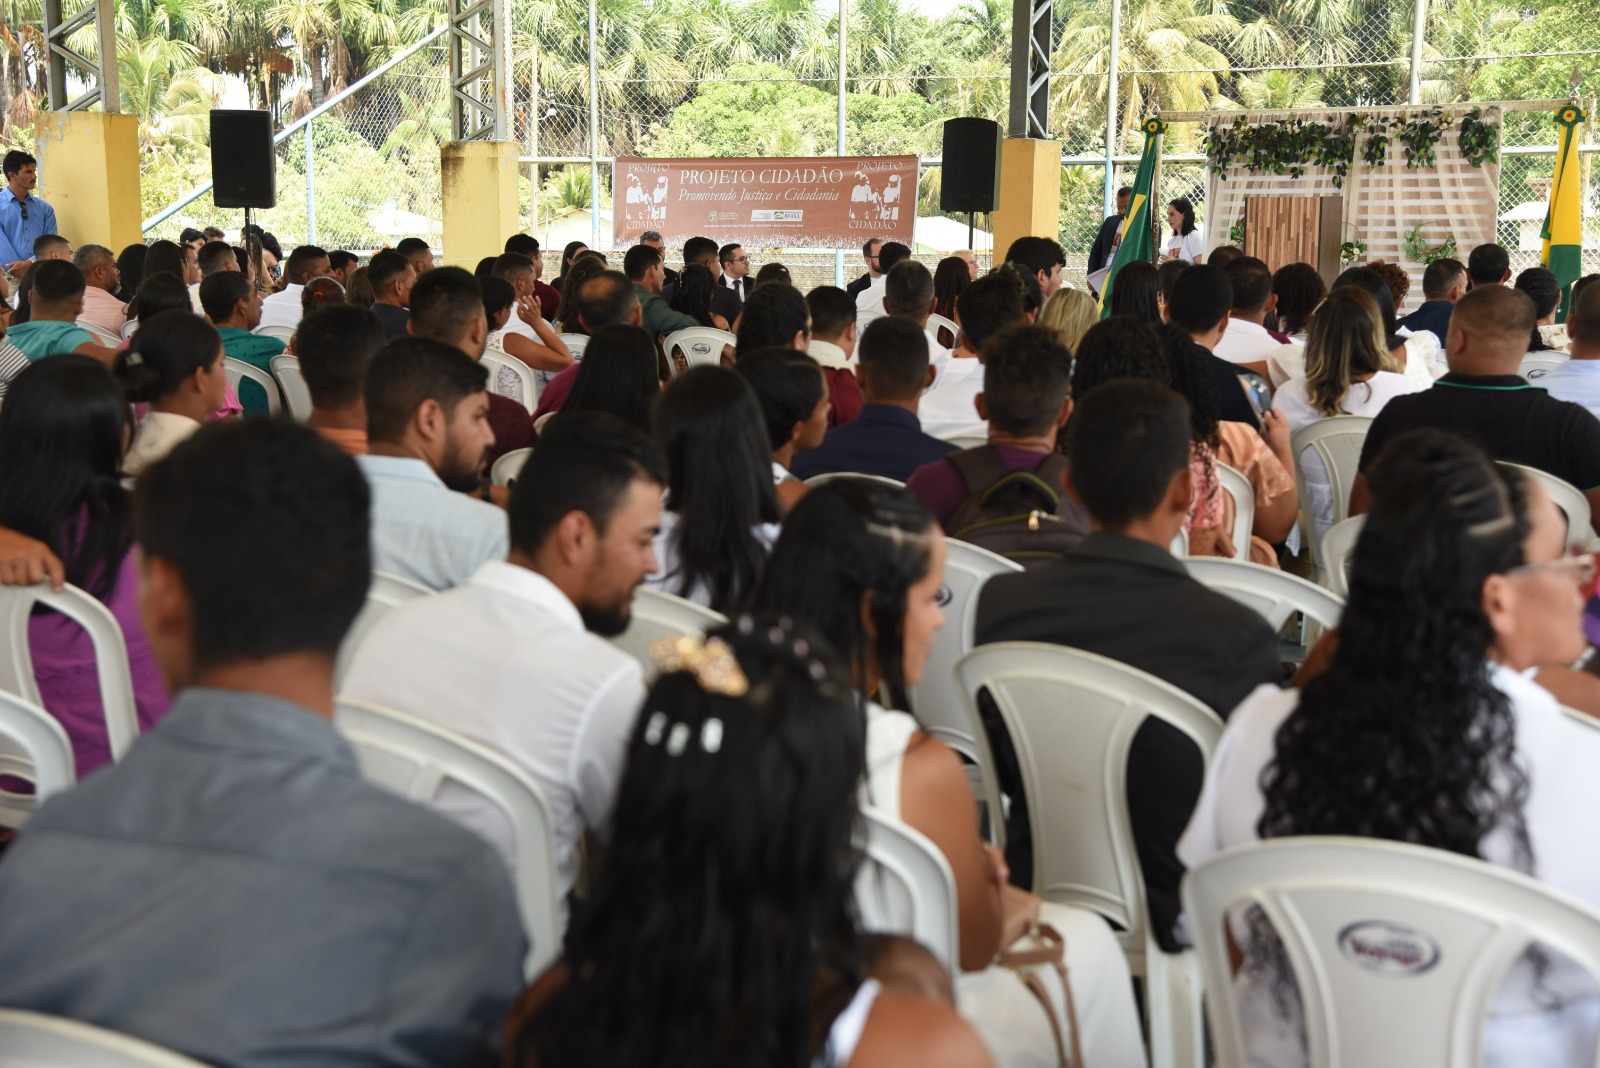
[[0, 419, 526, 1067], [258, 244, 330, 332], [0, 150, 55, 282], [1087, 188, 1131, 275]]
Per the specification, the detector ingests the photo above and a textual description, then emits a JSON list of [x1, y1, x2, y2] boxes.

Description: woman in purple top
[[0, 355, 170, 774]]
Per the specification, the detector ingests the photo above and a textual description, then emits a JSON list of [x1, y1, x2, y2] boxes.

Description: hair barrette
[[650, 634, 749, 698], [123, 351, 144, 366]]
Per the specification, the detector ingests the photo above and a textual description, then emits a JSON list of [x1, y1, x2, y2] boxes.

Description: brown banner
[[613, 156, 919, 250]]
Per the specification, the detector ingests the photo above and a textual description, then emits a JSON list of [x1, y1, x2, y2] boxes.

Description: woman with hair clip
[[754, 479, 1148, 1068], [509, 616, 993, 1068], [1180, 429, 1600, 1066], [647, 365, 782, 613], [0, 356, 170, 775], [115, 311, 229, 478], [734, 347, 830, 513], [557, 323, 662, 432]]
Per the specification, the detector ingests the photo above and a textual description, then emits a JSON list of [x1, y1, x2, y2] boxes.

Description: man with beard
[[342, 413, 663, 899], [356, 336, 505, 590]]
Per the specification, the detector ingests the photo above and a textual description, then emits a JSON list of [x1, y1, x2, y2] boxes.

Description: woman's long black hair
[[652, 366, 781, 614], [560, 323, 660, 431], [0, 356, 133, 600], [1332, 266, 1404, 351], [667, 263, 721, 327], [1160, 324, 1223, 448], [515, 616, 867, 1068], [1109, 260, 1161, 325]]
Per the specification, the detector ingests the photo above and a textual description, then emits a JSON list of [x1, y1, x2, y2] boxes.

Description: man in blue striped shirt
[[0, 150, 57, 278]]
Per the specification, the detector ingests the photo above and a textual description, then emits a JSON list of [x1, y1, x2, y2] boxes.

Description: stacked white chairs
[[1181, 557, 1345, 633], [335, 698, 561, 980], [332, 571, 434, 688], [0, 1009, 210, 1067], [663, 327, 736, 376], [956, 641, 1220, 1068], [557, 332, 589, 358], [1320, 515, 1366, 599], [222, 357, 282, 417], [269, 354, 312, 422], [252, 323, 297, 345], [609, 588, 727, 683], [1519, 352, 1565, 382], [1501, 462, 1593, 539], [76, 320, 122, 347], [1216, 462, 1255, 559], [480, 349, 538, 413], [855, 805, 962, 988], [801, 472, 905, 489], [1182, 836, 1600, 1068], [490, 447, 533, 487], [1290, 415, 1374, 579], [0, 688, 75, 829]]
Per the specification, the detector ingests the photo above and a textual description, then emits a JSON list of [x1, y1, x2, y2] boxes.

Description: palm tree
[[1215, 69, 1327, 109]]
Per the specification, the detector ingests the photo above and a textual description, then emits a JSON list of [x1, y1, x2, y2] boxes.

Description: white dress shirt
[[916, 356, 986, 442], [342, 560, 645, 902], [354, 454, 508, 591], [256, 283, 305, 332], [855, 276, 888, 329], [808, 338, 852, 368], [1213, 317, 1287, 366]]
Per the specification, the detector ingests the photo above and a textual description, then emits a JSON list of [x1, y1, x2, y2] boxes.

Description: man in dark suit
[[662, 235, 740, 325], [718, 242, 754, 303], [846, 237, 883, 299], [975, 379, 1281, 951], [1086, 186, 1131, 275], [1396, 257, 1466, 347]]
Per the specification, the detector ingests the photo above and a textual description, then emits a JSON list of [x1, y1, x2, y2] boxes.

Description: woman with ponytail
[[0, 356, 170, 773], [115, 311, 228, 479]]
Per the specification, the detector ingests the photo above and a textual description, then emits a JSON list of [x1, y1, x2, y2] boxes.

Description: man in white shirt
[[343, 412, 664, 902], [855, 240, 910, 328], [257, 244, 331, 332], [805, 284, 857, 369], [1538, 283, 1600, 420], [72, 244, 124, 338], [1213, 256, 1289, 376], [356, 336, 507, 590], [917, 267, 1028, 442]]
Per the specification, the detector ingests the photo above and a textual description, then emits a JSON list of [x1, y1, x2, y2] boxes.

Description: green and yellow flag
[[1542, 103, 1586, 322], [1098, 117, 1166, 319]]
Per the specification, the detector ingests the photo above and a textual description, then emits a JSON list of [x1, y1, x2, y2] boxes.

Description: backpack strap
[[946, 445, 1012, 497]]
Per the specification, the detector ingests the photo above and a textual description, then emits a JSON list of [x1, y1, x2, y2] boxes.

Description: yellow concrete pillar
[[35, 112, 142, 250], [992, 138, 1061, 264], [442, 141, 520, 269]]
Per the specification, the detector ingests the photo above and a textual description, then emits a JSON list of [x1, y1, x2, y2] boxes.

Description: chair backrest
[[1320, 514, 1365, 599], [222, 357, 282, 417], [1216, 461, 1255, 558], [955, 642, 1222, 939], [801, 471, 906, 489], [0, 1009, 210, 1067], [1170, 529, 1188, 556], [253, 323, 298, 344], [120, 318, 139, 341], [1290, 415, 1375, 569], [557, 332, 589, 358], [1182, 836, 1600, 1068], [1501, 461, 1593, 539], [926, 312, 960, 345], [335, 698, 561, 980], [0, 582, 139, 763], [942, 435, 988, 451], [1181, 556, 1345, 632], [491, 447, 533, 487], [855, 806, 962, 982], [663, 327, 736, 375], [609, 588, 727, 683], [76, 319, 121, 347], [332, 570, 434, 688], [268, 354, 312, 422], [0, 688, 75, 829], [1519, 352, 1565, 382], [480, 349, 539, 414]]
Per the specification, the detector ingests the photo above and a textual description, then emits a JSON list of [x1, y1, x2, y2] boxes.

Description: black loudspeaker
[[210, 110, 277, 209], [940, 118, 1001, 213]]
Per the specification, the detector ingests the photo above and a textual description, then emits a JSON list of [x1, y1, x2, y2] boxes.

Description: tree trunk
[[309, 42, 324, 109]]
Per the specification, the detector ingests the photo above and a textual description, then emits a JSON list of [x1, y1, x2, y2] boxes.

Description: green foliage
[[1398, 108, 1451, 169], [1403, 224, 1458, 264]]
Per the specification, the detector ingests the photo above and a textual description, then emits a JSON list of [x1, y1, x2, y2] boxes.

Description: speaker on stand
[[940, 118, 1001, 252], [210, 110, 277, 280]]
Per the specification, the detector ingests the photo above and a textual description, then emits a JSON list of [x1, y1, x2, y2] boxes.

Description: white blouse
[[1164, 229, 1205, 264]]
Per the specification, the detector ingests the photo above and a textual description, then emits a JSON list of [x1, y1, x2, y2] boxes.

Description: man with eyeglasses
[[846, 238, 883, 299], [0, 150, 57, 284], [718, 242, 753, 303]]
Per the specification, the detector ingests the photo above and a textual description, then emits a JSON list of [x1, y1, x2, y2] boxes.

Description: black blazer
[[1397, 299, 1453, 346], [719, 275, 753, 303], [845, 272, 873, 298], [1087, 213, 1124, 274]]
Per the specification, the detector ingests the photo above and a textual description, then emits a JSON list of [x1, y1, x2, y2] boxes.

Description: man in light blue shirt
[[0, 150, 57, 276], [1537, 283, 1600, 421]]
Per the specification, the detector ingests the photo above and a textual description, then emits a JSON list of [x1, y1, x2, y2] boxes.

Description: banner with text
[[613, 156, 919, 250]]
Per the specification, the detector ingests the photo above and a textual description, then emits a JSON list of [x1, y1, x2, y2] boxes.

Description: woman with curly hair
[[1270, 262, 1325, 341], [1180, 428, 1600, 1066]]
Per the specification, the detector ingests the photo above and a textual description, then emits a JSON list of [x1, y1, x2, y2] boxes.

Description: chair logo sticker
[[1337, 921, 1441, 976]]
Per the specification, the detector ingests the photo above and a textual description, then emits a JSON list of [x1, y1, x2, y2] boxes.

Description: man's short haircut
[[203, 226, 225, 241], [623, 243, 662, 281], [1003, 235, 1066, 279], [718, 243, 743, 266], [407, 266, 486, 344], [180, 227, 206, 246], [1467, 242, 1510, 285], [29, 260, 85, 307], [1166, 263, 1233, 335], [1422, 257, 1467, 299], [133, 419, 370, 667], [640, 230, 664, 244], [296, 303, 385, 408], [284, 244, 329, 285], [1449, 284, 1536, 353], [862, 237, 883, 257], [493, 251, 536, 282], [35, 234, 70, 258], [1223, 256, 1273, 312], [367, 249, 411, 292], [197, 240, 238, 276], [1206, 245, 1244, 269], [735, 281, 810, 355], [734, 347, 826, 451], [508, 411, 667, 554], [882, 259, 935, 317], [395, 237, 432, 262], [806, 285, 856, 341], [71, 243, 112, 271], [683, 236, 718, 266], [877, 241, 912, 273], [1065, 379, 1193, 530], [956, 270, 1025, 349], [199, 271, 253, 322], [503, 233, 540, 257], [328, 249, 359, 274], [1568, 280, 1600, 349], [980, 323, 1072, 435], [857, 316, 930, 400], [576, 271, 638, 329], [2, 150, 34, 177], [363, 336, 490, 444], [1116, 185, 1133, 198]]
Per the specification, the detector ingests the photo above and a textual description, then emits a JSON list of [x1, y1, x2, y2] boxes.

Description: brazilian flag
[[1542, 103, 1586, 323], [1099, 117, 1166, 319]]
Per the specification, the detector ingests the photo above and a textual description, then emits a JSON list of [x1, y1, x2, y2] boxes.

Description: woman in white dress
[[1179, 430, 1600, 1068], [756, 478, 1149, 1068], [1162, 198, 1205, 265]]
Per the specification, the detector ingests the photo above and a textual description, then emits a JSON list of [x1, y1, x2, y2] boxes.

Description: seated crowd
[[2, 212, 1600, 1068]]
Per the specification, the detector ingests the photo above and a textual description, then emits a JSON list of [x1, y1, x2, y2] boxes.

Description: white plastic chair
[[855, 805, 962, 987], [336, 698, 561, 980], [956, 641, 1221, 1068], [1320, 514, 1366, 599], [333, 570, 434, 688], [1501, 461, 1594, 539], [557, 332, 589, 358], [491, 447, 532, 487], [1216, 461, 1255, 558], [1291, 416, 1374, 576], [0, 581, 139, 764], [1520, 352, 1565, 381], [222, 357, 282, 417], [1181, 557, 1345, 632], [1182, 836, 1600, 1068], [801, 471, 905, 489], [942, 435, 988, 451], [0, 688, 75, 829], [480, 348, 539, 413], [663, 327, 736, 375], [76, 319, 121, 347], [120, 318, 139, 341], [269, 354, 312, 422], [252, 323, 297, 344], [609, 588, 727, 683], [1170, 529, 1189, 556], [0, 1009, 210, 1067], [927, 312, 960, 345]]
